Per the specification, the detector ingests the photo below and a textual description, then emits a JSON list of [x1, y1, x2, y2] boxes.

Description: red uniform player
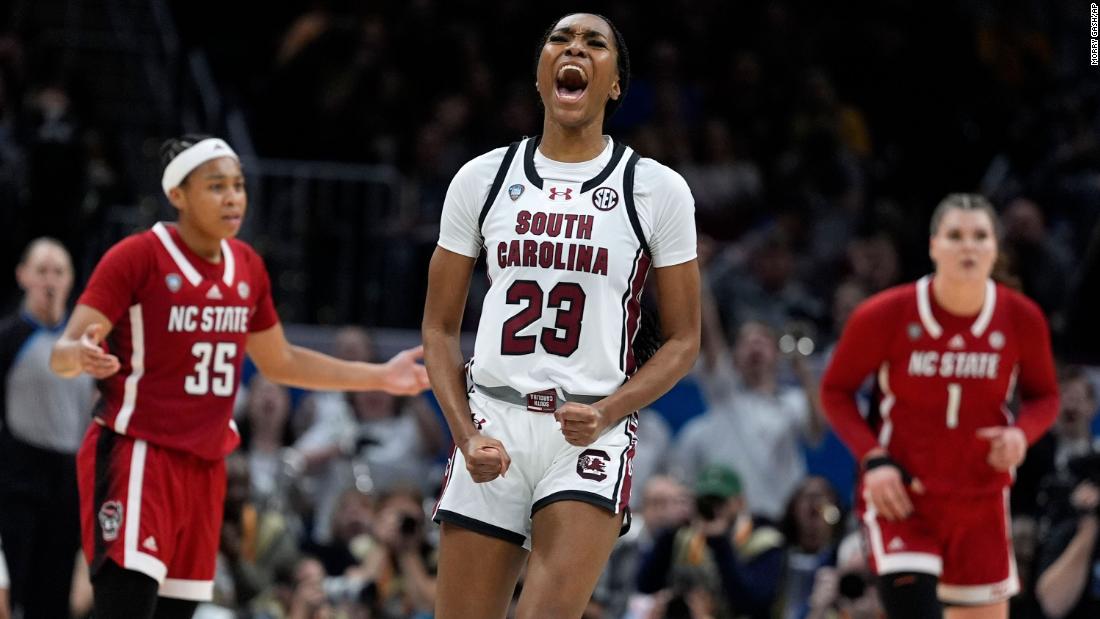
[[821, 194, 1059, 619], [50, 135, 430, 619]]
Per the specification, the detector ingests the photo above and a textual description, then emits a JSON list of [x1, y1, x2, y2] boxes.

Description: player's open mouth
[[555, 64, 588, 103]]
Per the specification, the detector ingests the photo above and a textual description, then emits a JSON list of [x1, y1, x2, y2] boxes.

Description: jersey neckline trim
[[521, 135, 627, 192], [915, 275, 997, 339]]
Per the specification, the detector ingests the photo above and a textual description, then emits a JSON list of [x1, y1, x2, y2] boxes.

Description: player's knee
[[876, 571, 942, 619]]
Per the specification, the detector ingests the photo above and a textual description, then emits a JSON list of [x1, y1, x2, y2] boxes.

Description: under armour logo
[[548, 187, 573, 201]]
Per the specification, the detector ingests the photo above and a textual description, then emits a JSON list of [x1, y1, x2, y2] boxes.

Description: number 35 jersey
[[438, 137, 696, 397], [78, 222, 278, 460], [821, 276, 1059, 494]]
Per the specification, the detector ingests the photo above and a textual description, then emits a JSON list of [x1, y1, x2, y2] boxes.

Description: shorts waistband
[[473, 383, 604, 413]]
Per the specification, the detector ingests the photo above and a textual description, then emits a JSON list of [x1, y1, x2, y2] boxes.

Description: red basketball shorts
[[860, 488, 1017, 605], [77, 423, 226, 601]]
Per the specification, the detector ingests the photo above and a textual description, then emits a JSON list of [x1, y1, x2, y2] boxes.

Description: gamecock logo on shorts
[[577, 449, 611, 481], [98, 500, 124, 542]]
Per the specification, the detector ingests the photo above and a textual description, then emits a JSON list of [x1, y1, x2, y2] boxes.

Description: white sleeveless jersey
[[438, 136, 696, 396]]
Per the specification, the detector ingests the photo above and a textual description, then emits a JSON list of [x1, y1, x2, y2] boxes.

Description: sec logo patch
[[592, 187, 619, 211]]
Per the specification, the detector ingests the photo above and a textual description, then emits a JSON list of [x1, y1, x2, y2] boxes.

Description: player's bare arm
[[246, 321, 428, 395], [50, 304, 121, 379], [422, 246, 510, 483], [582, 259, 700, 431]]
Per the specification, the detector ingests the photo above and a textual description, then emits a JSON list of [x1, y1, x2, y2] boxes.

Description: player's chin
[[219, 217, 243, 237]]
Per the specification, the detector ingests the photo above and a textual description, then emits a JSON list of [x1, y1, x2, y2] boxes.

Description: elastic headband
[[161, 138, 239, 196]]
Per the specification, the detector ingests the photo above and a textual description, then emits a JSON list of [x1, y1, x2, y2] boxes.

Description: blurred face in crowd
[[930, 207, 998, 285], [641, 476, 693, 530], [789, 476, 839, 552], [247, 375, 291, 441], [536, 13, 621, 129], [733, 321, 778, 383], [332, 490, 374, 543], [1057, 375, 1098, 437], [169, 156, 246, 242], [16, 239, 73, 325]]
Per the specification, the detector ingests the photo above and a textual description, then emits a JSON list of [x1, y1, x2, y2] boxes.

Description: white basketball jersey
[[438, 136, 696, 397]]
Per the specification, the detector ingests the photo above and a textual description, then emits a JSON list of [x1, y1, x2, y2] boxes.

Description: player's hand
[[977, 426, 1027, 471], [461, 434, 511, 483], [380, 345, 430, 395], [862, 458, 924, 521], [554, 402, 610, 446], [1070, 481, 1100, 515], [79, 323, 120, 379]]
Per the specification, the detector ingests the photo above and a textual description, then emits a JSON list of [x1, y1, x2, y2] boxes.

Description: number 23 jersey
[[78, 222, 278, 460], [438, 137, 696, 397], [821, 276, 1059, 494]]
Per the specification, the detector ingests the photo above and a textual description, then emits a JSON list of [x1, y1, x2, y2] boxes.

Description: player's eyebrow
[[551, 27, 610, 41]]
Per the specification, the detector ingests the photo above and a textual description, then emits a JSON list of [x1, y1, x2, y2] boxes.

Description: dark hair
[[929, 193, 999, 236], [159, 133, 217, 187], [534, 13, 631, 121]]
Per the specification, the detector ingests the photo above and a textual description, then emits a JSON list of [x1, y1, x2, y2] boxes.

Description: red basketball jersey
[[822, 276, 1059, 494], [78, 222, 278, 460]]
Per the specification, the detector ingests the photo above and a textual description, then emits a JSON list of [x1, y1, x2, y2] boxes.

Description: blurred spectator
[[680, 118, 763, 241], [777, 477, 844, 619], [1017, 367, 1099, 520], [248, 556, 336, 619], [240, 374, 297, 512], [1001, 197, 1073, 317], [710, 230, 825, 334], [676, 283, 823, 521], [211, 453, 300, 611], [368, 488, 436, 619], [844, 231, 902, 294], [596, 475, 694, 619], [303, 488, 377, 579], [805, 532, 883, 619], [1035, 478, 1100, 619], [294, 326, 444, 543], [0, 238, 93, 619], [636, 465, 785, 619], [628, 409, 675, 511]]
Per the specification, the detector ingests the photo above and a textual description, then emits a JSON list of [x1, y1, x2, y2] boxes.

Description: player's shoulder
[[101, 229, 159, 262], [856, 282, 916, 317], [996, 283, 1047, 326], [632, 156, 692, 198]]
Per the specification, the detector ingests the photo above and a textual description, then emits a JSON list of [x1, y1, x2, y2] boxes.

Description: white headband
[[161, 138, 239, 196]]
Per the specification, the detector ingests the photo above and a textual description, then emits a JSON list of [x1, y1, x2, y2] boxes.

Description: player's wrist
[[863, 454, 913, 485]]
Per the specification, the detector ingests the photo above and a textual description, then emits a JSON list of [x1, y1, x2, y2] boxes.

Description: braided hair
[[159, 133, 217, 187], [534, 13, 631, 121]]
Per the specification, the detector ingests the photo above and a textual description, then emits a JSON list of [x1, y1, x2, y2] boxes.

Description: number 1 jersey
[[821, 276, 1059, 494], [438, 137, 696, 397], [78, 222, 278, 460]]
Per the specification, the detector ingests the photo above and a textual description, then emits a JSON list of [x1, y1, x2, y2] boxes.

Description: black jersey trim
[[523, 136, 544, 189], [478, 141, 521, 232], [434, 509, 527, 547], [531, 490, 615, 515], [91, 426, 119, 576], [522, 136, 627, 193], [622, 152, 651, 257], [581, 141, 627, 192]]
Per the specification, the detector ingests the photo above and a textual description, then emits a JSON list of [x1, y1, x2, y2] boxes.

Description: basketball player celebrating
[[422, 13, 699, 619], [50, 135, 430, 619], [821, 194, 1059, 619]]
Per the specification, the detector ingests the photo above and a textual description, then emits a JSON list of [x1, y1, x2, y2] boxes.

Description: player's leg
[[943, 601, 1007, 619], [92, 560, 159, 619], [435, 522, 527, 619], [876, 572, 943, 618], [153, 597, 199, 619], [937, 492, 1014, 619], [515, 500, 623, 619]]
